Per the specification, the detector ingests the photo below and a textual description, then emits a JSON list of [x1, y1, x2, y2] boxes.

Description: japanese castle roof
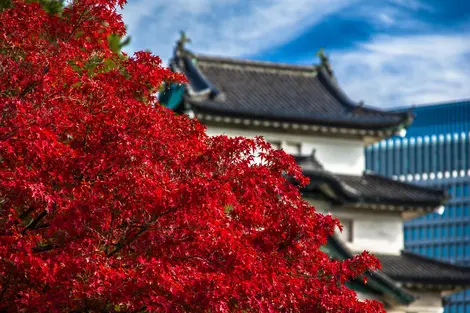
[[377, 251, 470, 286], [326, 235, 470, 304], [168, 47, 413, 136], [296, 153, 448, 212], [324, 235, 415, 306]]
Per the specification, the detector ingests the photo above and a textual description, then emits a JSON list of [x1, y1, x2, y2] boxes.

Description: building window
[[426, 245, 432, 256], [450, 225, 456, 238], [450, 244, 456, 258], [443, 245, 449, 257], [448, 204, 454, 218], [458, 244, 464, 258], [433, 245, 440, 258], [465, 244, 470, 256], [426, 226, 432, 239], [456, 184, 462, 197], [464, 224, 470, 236], [442, 225, 448, 238]]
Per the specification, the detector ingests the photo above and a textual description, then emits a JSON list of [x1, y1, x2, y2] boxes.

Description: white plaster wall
[[203, 126, 444, 313], [306, 201, 404, 255], [333, 207, 404, 255], [205, 126, 365, 175], [308, 200, 443, 313], [307, 199, 333, 214], [356, 291, 383, 303], [349, 287, 443, 313], [356, 287, 444, 313], [386, 307, 407, 313], [404, 290, 444, 313]]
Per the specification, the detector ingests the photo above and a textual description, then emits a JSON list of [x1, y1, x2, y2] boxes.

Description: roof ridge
[[316, 67, 413, 120], [173, 48, 413, 133], [401, 250, 470, 271], [192, 51, 410, 120], [363, 172, 448, 196], [192, 52, 318, 73]]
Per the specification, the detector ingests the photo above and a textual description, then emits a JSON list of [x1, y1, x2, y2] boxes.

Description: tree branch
[[104, 210, 115, 255], [277, 234, 304, 252], [107, 208, 176, 258], [65, 8, 90, 42], [32, 244, 56, 253], [22, 210, 47, 235], [19, 81, 39, 98], [18, 207, 35, 220]]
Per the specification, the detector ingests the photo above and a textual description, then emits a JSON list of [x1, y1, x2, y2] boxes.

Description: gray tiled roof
[[295, 154, 448, 209], [337, 174, 447, 206], [326, 235, 415, 305], [172, 53, 412, 130], [377, 251, 470, 285]]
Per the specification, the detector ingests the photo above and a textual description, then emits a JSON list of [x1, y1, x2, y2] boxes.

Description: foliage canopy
[[0, 1, 383, 312]]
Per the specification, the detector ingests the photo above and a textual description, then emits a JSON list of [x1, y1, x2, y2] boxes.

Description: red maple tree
[[0, 1, 384, 312]]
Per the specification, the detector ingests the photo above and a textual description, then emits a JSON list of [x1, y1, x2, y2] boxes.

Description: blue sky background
[[121, 0, 470, 108]]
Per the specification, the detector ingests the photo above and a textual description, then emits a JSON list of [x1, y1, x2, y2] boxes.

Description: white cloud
[[338, 1, 430, 31], [121, 0, 356, 62], [387, 0, 434, 12], [330, 34, 470, 108], [378, 13, 394, 26], [120, 1, 470, 108]]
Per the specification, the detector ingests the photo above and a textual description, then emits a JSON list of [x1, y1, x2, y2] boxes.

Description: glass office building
[[365, 99, 470, 313]]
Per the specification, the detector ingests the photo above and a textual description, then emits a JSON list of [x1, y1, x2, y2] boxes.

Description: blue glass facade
[[365, 99, 470, 313]]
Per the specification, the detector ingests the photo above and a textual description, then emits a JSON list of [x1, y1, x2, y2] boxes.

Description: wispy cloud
[[331, 33, 470, 108], [387, 0, 434, 11], [121, 0, 356, 62], [121, 0, 470, 107]]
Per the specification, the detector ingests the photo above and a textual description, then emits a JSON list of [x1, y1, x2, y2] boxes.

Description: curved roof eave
[[172, 50, 414, 133]]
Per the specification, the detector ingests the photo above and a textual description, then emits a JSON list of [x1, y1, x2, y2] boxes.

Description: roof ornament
[[175, 31, 191, 57], [316, 48, 335, 79], [310, 148, 317, 160], [351, 101, 365, 115], [309, 149, 324, 170]]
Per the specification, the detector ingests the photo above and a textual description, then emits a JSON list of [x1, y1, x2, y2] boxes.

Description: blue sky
[[121, 0, 470, 108]]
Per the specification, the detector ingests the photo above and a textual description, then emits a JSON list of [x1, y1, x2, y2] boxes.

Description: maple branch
[[30, 223, 50, 231], [65, 8, 90, 42], [19, 81, 39, 98], [107, 208, 176, 258], [22, 210, 47, 235], [104, 210, 115, 255], [83, 124, 90, 152], [32, 244, 56, 253], [277, 234, 304, 252], [18, 207, 35, 220]]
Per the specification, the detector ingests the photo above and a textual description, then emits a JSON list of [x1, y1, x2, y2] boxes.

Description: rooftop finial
[[316, 48, 335, 79], [175, 31, 191, 56], [352, 101, 365, 115]]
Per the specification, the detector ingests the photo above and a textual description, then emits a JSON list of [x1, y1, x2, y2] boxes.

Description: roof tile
[[377, 251, 470, 285], [173, 53, 412, 130]]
